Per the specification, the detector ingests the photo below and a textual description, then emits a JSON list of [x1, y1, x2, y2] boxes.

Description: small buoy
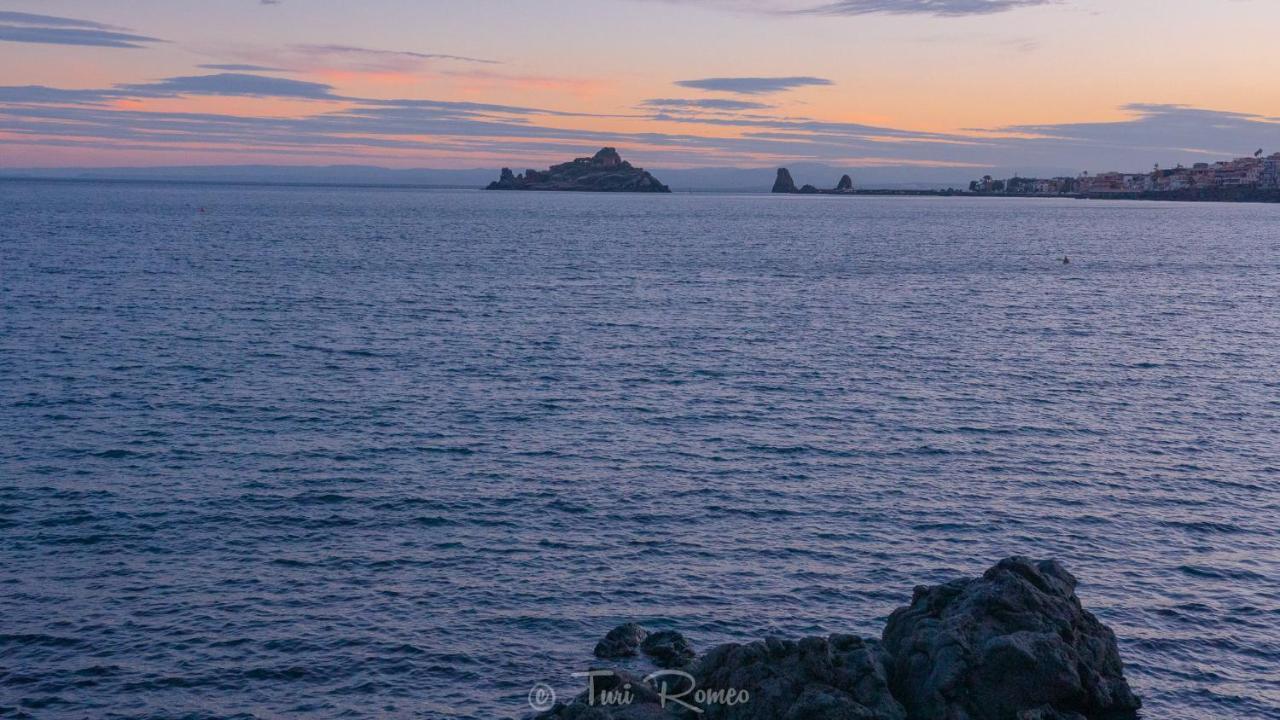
[[1061, 256, 1070, 265]]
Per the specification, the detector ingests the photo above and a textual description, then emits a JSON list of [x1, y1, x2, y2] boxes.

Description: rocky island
[[772, 168, 856, 195], [486, 148, 671, 193], [530, 557, 1142, 720]]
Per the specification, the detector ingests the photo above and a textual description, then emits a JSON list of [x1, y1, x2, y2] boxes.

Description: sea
[[1, 179, 1277, 719]]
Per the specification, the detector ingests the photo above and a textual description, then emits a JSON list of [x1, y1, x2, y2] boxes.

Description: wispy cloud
[[291, 43, 498, 69], [198, 63, 287, 72], [0, 11, 116, 29], [117, 73, 340, 100], [3, 70, 1276, 174], [644, 0, 1057, 17], [993, 104, 1280, 159], [674, 76, 833, 95], [801, 0, 1057, 16], [0, 11, 162, 48], [0, 85, 119, 105], [642, 98, 775, 111], [0, 74, 958, 171], [0, 71, 609, 111], [194, 43, 500, 84]]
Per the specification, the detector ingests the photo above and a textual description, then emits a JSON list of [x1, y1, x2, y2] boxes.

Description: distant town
[[969, 151, 1280, 199]]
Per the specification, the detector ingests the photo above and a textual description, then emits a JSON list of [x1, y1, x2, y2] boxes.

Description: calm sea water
[[1, 180, 1278, 719]]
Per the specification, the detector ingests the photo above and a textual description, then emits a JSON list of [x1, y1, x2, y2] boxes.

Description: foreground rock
[[692, 634, 905, 720], [596, 623, 649, 659], [641, 630, 695, 669], [486, 148, 671, 192], [534, 558, 1139, 720], [881, 557, 1141, 720], [772, 168, 856, 194]]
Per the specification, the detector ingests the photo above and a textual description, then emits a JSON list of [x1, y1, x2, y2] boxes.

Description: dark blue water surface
[[1, 180, 1278, 719]]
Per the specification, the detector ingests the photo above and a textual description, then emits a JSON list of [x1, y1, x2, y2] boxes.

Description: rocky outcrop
[[881, 557, 1141, 720], [487, 148, 671, 192], [641, 631, 695, 669], [596, 623, 649, 659], [772, 168, 857, 195], [532, 558, 1140, 720], [772, 168, 798, 193], [692, 634, 905, 720], [592, 624, 694, 667]]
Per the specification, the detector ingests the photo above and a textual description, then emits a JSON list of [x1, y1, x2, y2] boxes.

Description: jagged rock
[[641, 630, 696, 669], [881, 557, 1141, 720], [798, 184, 819, 194], [772, 168, 798, 193], [532, 669, 669, 720], [835, 174, 854, 192], [486, 148, 670, 192], [596, 623, 650, 659], [690, 634, 906, 720], [592, 147, 623, 166], [554, 559, 1141, 720]]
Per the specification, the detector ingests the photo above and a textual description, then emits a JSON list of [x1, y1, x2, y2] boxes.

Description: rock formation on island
[[771, 168, 798, 193], [772, 168, 856, 194], [486, 148, 671, 193], [530, 557, 1142, 720]]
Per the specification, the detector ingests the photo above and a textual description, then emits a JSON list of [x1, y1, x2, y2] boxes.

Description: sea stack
[[773, 168, 857, 195], [486, 147, 671, 192], [772, 168, 798, 193]]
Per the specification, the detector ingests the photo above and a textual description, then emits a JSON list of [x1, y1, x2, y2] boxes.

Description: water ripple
[[1, 183, 1278, 719]]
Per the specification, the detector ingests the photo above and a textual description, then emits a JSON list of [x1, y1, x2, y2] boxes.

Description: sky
[[2, 0, 1280, 176]]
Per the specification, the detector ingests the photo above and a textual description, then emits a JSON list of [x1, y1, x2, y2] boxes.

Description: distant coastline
[[8, 175, 1280, 203], [959, 151, 1280, 203], [768, 153, 1280, 203], [841, 187, 1280, 203], [9, 149, 1280, 204], [800, 187, 1280, 204]]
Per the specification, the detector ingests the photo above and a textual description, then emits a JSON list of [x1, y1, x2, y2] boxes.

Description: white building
[[1262, 153, 1280, 189]]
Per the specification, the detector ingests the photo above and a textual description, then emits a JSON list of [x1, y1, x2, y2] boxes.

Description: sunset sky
[[3, 0, 1280, 174]]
